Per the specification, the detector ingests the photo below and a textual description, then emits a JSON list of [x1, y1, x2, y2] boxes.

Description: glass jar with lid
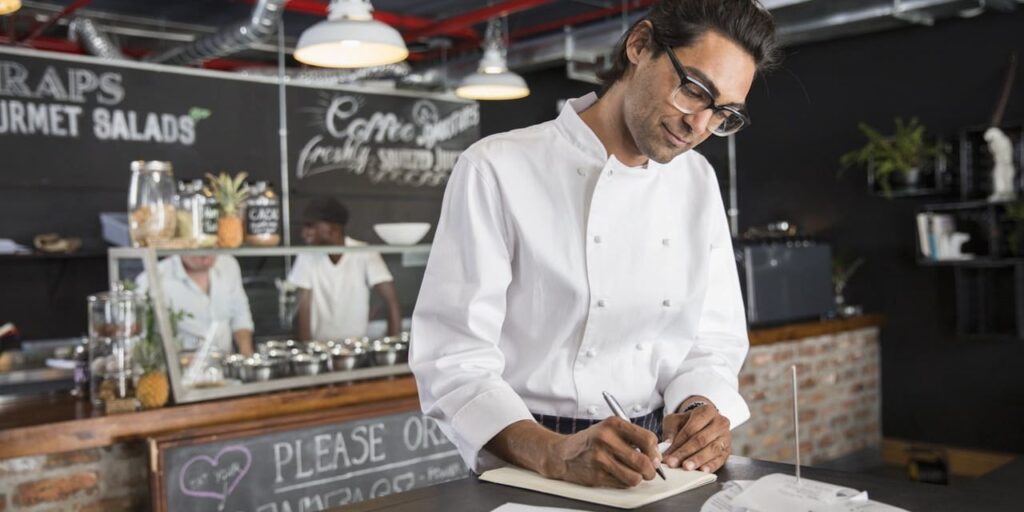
[[86, 288, 146, 411], [175, 179, 207, 246], [128, 160, 177, 247], [244, 181, 282, 246]]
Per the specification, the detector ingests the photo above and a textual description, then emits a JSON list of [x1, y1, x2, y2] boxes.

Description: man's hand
[[661, 398, 732, 473], [486, 418, 661, 488]]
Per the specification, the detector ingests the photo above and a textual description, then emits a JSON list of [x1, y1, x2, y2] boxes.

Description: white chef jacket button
[[593, 235, 603, 244], [585, 348, 596, 358], [635, 343, 644, 351], [662, 299, 672, 307], [662, 238, 671, 246], [597, 299, 607, 308], [576, 168, 585, 176], [632, 404, 643, 413], [587, 405, 599, 416]]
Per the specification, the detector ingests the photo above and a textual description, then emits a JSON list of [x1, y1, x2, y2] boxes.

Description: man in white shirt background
[[137, 255, 254, 356], [289, 198, 402, 341], [412, 0, 777, 488]]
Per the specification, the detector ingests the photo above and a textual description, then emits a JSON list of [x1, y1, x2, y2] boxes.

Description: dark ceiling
[[0, 0, 650, 69]]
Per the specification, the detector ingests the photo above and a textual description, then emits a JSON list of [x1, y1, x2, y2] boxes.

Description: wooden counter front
[[0, 376, 418, 460], [0, 315, 884, 461]]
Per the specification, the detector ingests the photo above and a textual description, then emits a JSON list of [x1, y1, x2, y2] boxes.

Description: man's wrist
[[486, 420, 565, 477], [677, 395, 714, 413]]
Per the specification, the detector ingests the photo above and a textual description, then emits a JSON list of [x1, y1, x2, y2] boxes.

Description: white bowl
[[373, 223, 431, 245]]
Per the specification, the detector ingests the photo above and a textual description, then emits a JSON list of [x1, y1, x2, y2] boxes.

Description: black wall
[[479, 11, 1024, 453]]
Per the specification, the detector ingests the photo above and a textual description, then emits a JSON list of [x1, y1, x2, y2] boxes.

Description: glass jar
[[175, 179, 206, 246], [198, 185, 220, 248], [87, 289, 145, 339], [86, 289, 145, 410], [244, 181, 282, 246], [128, 160, 177, 247]]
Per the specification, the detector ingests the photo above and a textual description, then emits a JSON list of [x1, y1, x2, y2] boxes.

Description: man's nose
[[683, 109, 715, 136]]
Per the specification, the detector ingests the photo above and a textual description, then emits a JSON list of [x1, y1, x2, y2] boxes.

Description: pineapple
[[204, 172, 250, 248], [135, 333, 169, 409]]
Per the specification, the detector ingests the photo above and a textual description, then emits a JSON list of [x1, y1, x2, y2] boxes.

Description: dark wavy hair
[[597, 0, 779, 94]]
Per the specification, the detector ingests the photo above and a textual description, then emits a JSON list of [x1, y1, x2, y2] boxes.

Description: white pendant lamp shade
[[0, 0, 21, 16], [295, 0, 409, 68], [456, 19, 529, 101]]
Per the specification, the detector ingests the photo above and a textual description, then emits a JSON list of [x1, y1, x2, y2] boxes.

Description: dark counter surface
[[335, 455, 1008, 512]]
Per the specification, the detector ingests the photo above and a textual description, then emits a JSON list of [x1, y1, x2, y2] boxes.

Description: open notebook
[[479, 465, 717, 509]]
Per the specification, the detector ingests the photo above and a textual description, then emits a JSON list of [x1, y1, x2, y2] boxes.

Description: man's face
[[302, 220, 342, 246], [622, 28, 756, 164], [181, 255, 216, 272]]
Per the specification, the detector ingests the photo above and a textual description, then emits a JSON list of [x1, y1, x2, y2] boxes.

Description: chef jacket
[[411, 93, 750, 472]]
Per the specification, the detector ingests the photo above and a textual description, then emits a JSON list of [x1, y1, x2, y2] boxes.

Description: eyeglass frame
[[658, 43, 752, 136]]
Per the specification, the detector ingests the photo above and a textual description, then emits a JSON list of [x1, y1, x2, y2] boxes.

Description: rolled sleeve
[[365, 252, 394, 288], [663, 172, 750, 429], [411, 155, 533, 472]]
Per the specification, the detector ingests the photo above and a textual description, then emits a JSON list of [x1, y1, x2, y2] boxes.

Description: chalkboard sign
[[0, 46, 478, 243], [153, 407, 469, 512]]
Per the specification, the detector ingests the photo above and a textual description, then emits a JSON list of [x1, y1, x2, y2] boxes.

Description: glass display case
[[107, 244, 429, 404]]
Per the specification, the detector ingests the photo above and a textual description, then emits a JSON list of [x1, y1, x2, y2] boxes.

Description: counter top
[[749, 314, 883, 346], [336, 455, 1009, 512], [0, 376, 418, 460]]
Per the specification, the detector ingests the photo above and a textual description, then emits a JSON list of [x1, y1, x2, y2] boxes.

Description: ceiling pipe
[[145, 0, 286, 66], [403, 0, 556, 42], [237, 61, 411, 85], [67, 17, 125, 59], [17, 0, 91, 43]]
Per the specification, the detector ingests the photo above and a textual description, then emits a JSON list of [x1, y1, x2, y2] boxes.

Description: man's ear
[[625, 20, 655, 66]]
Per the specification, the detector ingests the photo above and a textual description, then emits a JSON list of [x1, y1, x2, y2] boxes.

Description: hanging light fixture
[[456, 18, 529, 101], [295, 0, 408, 68], [0, 0, 21, 16]]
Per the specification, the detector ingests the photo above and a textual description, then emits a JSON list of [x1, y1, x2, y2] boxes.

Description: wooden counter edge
[[0, 376, 419, 460], [749, 314, 884, 347]]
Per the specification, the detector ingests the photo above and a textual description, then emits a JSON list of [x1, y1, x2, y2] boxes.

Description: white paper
[[729, 474, 909, 512], [480, 465, 717, 510], [700, 480, 754, 512], [491, 503, 589, 512]]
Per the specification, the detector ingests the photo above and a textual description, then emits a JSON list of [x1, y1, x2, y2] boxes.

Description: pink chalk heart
[[179, 445, 252, 504]]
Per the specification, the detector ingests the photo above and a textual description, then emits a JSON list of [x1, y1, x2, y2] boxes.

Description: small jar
[[128, 161, 177, 247], [198, 185, 220, 248], [244, 181, 282, 246], [175, 179, 205, 245]]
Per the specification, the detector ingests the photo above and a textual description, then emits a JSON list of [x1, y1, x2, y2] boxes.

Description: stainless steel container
[[369, 340, 400, 366], [263, 349, 291, 378], [329, 346, 361, 371], [240, 358, 273, 383], [223, 354, 246, 380], [290, 353, 320, 376]]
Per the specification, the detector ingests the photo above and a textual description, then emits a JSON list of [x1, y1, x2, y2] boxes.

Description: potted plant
[[204, 172, 250, 248], [840, 117, 946, 198]]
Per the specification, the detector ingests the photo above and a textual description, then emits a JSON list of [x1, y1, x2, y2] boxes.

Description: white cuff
[[663, 369, 750, 429], [450, 385, 535, 472]]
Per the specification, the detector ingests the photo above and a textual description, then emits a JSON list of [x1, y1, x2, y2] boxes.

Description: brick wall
[[732, 326, 882, 465], [0, 443, 148, 512]]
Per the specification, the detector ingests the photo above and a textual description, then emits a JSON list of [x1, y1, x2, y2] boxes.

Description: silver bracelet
[[681, 400, 707, 413]]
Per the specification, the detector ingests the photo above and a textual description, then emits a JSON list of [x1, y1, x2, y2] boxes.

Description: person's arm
[[660, 167, 750, 473], [233, 329, 254, 356], [295, 288, 312, 342], [372, 281, 402, 336]]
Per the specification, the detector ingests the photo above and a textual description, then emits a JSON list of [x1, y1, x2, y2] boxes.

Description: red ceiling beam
[[18, 0, 93, 43], [403, 0, 555, 42], [268, 0, 479, 43]]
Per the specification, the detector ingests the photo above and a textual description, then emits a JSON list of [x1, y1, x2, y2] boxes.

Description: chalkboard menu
[[0, 46, 479, 243], [154, 409, 469, 512]]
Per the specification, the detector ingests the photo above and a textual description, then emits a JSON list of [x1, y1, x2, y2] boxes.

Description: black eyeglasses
[[660, 44, 751, 136]]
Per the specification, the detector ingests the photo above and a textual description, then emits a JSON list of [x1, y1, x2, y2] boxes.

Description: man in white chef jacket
[[412, 0, 778, 488]]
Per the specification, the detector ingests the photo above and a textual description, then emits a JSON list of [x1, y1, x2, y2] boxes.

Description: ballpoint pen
[[602, 391, 667, 481]]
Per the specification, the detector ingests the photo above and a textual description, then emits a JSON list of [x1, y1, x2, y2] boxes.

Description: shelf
[[109, 243, 431, 258], [917, 258, 1020, 268], [920, 199, 1012, 212]]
